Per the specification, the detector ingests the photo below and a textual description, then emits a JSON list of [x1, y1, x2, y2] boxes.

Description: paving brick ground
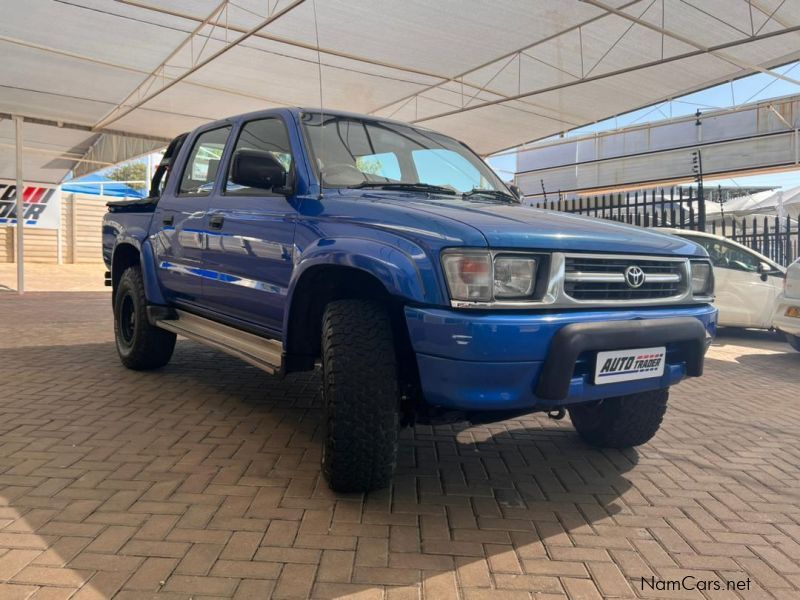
[[1, 292, 799, 599]]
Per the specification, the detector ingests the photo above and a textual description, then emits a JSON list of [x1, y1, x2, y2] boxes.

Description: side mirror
[[230, 149, 290, 194], [758, 261, 772, 281], [509, 184, 522, 199]]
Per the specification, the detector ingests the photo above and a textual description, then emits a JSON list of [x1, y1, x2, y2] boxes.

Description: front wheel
[[114, 266, 176, 370], [321, 299, 400, 493], [568, 389, 668, 448], [786, 333, 800, 352]]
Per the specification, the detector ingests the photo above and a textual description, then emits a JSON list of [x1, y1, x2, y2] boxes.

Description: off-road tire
[[786, 333, 800, 352], [114, 266, 176, 370], [321, 299, 400, 493], [568, 388, 669, 448]]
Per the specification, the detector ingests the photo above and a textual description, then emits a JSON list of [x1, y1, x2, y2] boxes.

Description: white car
[[662, 229, 786, 329], [772, 258, 800, 351]]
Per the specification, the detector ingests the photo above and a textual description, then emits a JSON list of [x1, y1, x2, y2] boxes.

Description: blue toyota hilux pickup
[[103, 108, 717, 492]]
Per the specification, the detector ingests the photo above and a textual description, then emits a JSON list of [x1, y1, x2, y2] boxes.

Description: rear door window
[[179, 126, 232, 196]]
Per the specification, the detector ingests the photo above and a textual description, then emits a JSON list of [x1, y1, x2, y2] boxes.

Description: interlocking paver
[[1, 292, 800, 598]]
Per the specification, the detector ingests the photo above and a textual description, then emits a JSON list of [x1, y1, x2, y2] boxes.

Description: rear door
[[200, 116, 298, 333], [152, 125, 232, 303]]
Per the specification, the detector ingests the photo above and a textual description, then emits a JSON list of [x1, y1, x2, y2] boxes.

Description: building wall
[[0, 194, 109, 264]]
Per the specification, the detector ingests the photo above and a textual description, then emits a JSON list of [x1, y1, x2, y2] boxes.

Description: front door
[[201, 117, 297, 334], [152, 125, 232, 304]]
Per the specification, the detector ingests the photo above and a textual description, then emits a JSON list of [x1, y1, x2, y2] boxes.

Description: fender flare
[[286, 237, 439, 309], [111, 237, 167, 306]]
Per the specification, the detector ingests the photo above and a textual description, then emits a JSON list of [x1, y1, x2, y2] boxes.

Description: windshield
[[301, 112, 513, 199]]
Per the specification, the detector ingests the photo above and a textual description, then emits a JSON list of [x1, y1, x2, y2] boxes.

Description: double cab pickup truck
[[103, 108, 717, 492]]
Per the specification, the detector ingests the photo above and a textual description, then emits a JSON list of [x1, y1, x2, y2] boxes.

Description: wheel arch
[[285, 262, 423, 428], [110, 238, 166, 305], [285, 263, 400, 368], [111, 242, 140, 298]]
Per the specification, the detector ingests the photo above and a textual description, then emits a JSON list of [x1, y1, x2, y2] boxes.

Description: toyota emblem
[[624, 265, 646, 288]]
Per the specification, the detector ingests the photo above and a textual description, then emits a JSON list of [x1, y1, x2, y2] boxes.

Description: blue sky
[[488, 61, 800, 190]]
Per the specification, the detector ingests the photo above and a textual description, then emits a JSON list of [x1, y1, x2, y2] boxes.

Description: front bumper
[[405, 304, 717, 411]]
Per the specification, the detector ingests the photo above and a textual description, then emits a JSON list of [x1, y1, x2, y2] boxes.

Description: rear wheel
[[786, 333, 800, 352], [568, 389, 668, 448], [114, 266, 176, 370], [321, 299, 400, 493]]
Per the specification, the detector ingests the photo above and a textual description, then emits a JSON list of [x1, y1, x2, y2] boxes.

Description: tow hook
[[547, 408, 566, 420]]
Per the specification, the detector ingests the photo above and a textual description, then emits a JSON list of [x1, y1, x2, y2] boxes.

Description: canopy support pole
[[14, 115, 24, 295]]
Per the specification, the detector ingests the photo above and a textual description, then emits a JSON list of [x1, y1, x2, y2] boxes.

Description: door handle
[[162, 214, 174, 226], [209, 214, 225, 229]]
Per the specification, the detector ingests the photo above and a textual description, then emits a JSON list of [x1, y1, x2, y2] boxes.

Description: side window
[[226, 118, 293, 195], [686, 238, 726, 267], [179, 126, 232, 196], [721, 242, 761, 273], [701, 239, 760, 272]]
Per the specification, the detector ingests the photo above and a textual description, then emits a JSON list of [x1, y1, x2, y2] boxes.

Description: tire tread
[[321, 299, 399, 493], [568, 389, 668, 448]]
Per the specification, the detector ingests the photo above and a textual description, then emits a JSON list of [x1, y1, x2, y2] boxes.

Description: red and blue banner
[[0, 180, 61, 229]]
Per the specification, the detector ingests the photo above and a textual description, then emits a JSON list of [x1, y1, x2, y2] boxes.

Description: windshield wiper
[[351, 182, 458, 195], [462, 188, 518, 203]]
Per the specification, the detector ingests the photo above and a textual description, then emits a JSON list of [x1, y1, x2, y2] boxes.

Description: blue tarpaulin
[[62, 173, 146, 198]]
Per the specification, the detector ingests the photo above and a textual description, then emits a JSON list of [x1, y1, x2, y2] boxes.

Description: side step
[[155, 309, 283, 374]]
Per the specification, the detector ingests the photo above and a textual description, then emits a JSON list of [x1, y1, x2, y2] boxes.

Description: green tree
[[108, 162, 147, 190]]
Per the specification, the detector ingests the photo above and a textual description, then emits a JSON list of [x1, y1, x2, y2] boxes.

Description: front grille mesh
[[564, 256, 685, 301]]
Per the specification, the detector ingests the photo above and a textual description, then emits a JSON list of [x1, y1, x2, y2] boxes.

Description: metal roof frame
[[2, 0, 800, 179]]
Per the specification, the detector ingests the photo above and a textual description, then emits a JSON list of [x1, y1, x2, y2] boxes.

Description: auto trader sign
[[0, 180, 61, 229]]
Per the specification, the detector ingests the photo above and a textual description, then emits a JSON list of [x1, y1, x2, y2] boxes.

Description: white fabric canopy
[[3, 0, 800, 183], [707, 186, 800, 220]]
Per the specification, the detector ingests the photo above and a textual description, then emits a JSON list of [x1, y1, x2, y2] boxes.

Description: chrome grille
[[564, 256, 686, 301]]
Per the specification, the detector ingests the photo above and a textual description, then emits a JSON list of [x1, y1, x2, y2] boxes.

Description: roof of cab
[[195, 106, 438, 134]]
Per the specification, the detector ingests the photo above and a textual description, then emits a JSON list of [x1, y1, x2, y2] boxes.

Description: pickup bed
[[103, 107, 717, 492]]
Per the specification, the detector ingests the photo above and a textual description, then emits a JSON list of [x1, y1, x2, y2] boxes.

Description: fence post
[[70, 193, 78, 264], [620, 193, 626, 222]]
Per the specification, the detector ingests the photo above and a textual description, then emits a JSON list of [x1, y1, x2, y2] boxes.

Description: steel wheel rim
[[119, 293, 136, 345]]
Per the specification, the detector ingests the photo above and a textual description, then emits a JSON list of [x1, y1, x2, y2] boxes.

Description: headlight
[[690, 260, 714, 297], [442, 251, 538, 302], [494, 256, 537, 298]]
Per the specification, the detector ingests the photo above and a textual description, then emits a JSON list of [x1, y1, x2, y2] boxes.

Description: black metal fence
[[533, 187, 799, 266], [713, 216, 799, 268]]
